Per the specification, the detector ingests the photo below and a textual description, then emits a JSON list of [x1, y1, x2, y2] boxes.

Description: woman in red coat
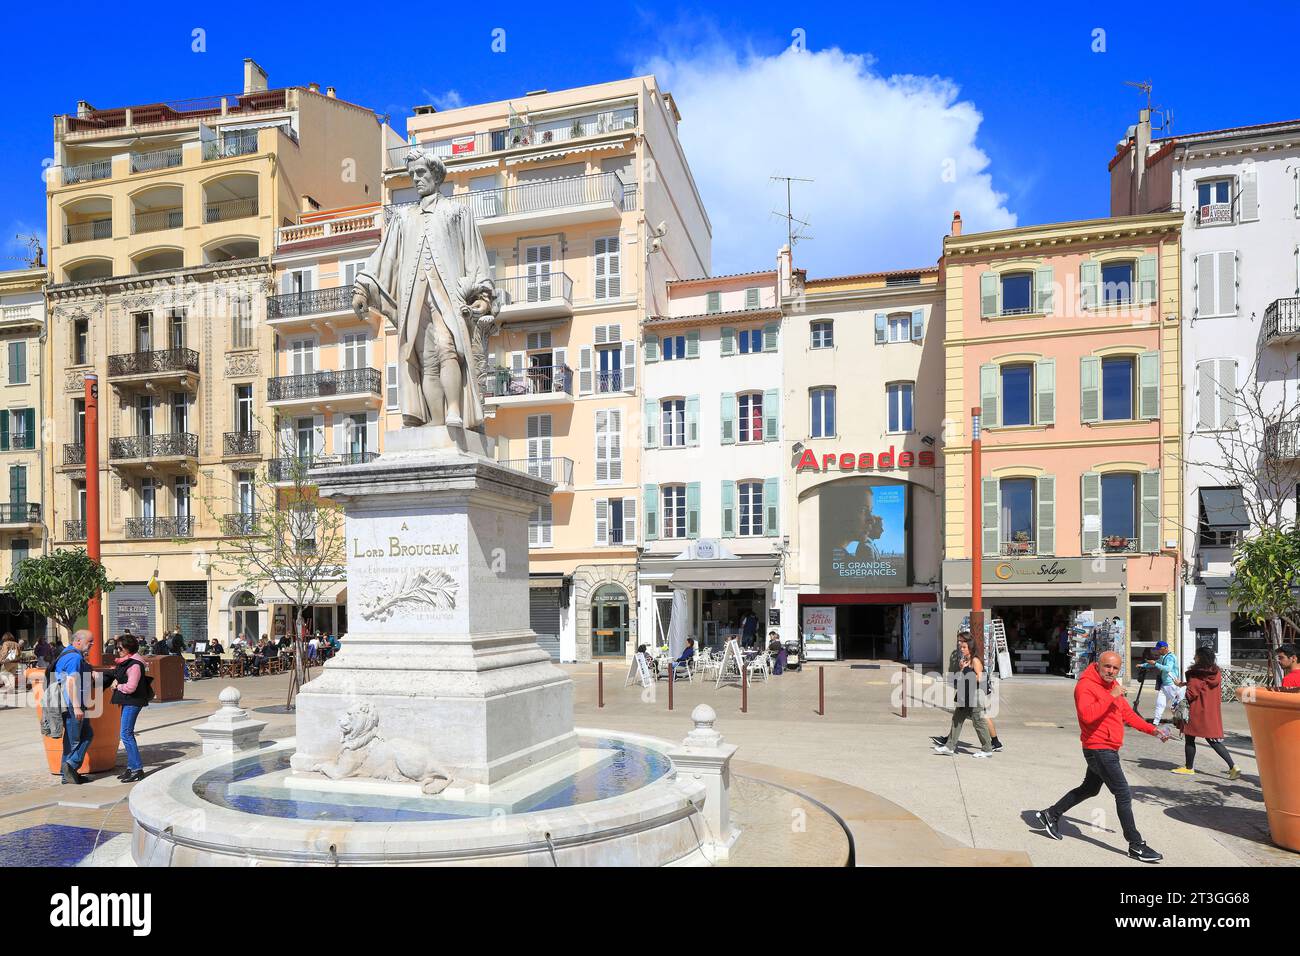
[[1172, 647, 1240, 779]]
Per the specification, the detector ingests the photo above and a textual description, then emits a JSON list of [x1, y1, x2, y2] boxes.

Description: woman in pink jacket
[[110, 634, 150, 782]]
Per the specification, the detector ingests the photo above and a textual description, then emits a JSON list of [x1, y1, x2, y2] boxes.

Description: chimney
[[300, 195, 321, 213], [951, 210, 962, 237], [1134, 107, 1152, 199], [308, 82, 321, 94], [777, 243, 793, 298], [326, 87, 336, 99], [243, 58, 269, 95], [76, 100, 94, 118]]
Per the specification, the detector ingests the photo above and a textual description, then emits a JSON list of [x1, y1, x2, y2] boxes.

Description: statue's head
[[404, 147, 447, 198]]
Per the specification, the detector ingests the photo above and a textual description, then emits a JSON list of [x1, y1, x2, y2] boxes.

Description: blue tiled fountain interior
[[193, 737, 674, 822]]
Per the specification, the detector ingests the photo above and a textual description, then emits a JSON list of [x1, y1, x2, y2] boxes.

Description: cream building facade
[[43, 60, 387, 645]]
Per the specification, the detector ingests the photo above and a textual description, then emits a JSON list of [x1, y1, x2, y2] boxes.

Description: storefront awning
[[1201, 575, 1234, 590], [669, 567, 775, 589], [529, 574, 566, 589], [1200, 487, 1249, 530], [946, 584, 1120, 599]]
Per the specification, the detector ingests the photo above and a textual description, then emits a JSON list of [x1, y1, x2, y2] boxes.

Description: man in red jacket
[[1032, 651, 1171, 863]]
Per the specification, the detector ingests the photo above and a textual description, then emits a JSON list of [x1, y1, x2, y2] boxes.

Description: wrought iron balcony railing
[[0, 503, 40, 523], [64, 219, 112, 243], [385, 106, 638, 167], [205, 197, 258, 223], [64, 159, 113, 184], [107, 347, 199, 377], [131, 146, 183, 173], [1264, 420, 1300, 460], [494, 272, 574, 309], [131, 208, 183, 233], [501, 456, 574, 486], [221, 512, 258, 535], [223, 430, 260, 456], [109, 432, 199, 461], [267, 451, 379, 482], [1262, 297, 1300, 345], [485, 365, 572, 398], [267, 367, 381, 402], [1102, 536, 1139, 553], [266, 286, 354, 320], [125, 515, 196, 539], [203, 131, 260, 161], [63, 443, 85, 466], [3, 432, 36, 451], [1000, 539, 1038, 556], [595, 369, 625, 393], [64, 519, 86, 541]]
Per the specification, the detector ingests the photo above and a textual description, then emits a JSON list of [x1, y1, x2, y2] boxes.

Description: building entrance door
[[590, 584, 628, 657]]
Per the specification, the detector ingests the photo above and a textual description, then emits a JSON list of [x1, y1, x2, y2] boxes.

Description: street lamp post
[[970, 406, 984, 661]]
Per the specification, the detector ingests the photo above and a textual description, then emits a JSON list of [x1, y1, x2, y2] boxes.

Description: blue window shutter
[[763, 388, 779, 442], [911, 308, 924, 341], [763, 476, 779, 536], [644, 483, 659, 540], [686, 482, 701, 539], [874, 312, 887, 344], [720, 393, 736, 445], [644, 333, 659, 363], [721, 481, 736, 537]]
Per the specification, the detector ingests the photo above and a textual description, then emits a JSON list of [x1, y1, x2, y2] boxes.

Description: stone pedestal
[[667, 705, 740, 861], [289, 437, 577, 787]]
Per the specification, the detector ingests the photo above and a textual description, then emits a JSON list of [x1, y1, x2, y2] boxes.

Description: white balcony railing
[[276, 208, 383, 248]]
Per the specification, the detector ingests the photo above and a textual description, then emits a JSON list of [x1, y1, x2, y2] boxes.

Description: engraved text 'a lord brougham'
[[354, 537, 462, 559]]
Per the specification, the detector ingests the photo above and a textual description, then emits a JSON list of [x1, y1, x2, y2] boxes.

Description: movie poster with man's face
[[821, 482, 910, 586]]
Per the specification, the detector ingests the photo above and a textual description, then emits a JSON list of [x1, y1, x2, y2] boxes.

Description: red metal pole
[[668, 662, 674, 711], [970, 405, 985, 661], [818, 665, 825, 716], [741, 661, 748, 714], [901, 665, 908, 718], [598, 661, 604, 708], [84, 373, 103, 666]]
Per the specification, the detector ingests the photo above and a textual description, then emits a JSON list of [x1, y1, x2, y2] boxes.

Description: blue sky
[[3, 1, 1298, 276]]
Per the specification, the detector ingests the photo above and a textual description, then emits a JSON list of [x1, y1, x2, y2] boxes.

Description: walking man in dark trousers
[[1032, 650, 1171, 862]]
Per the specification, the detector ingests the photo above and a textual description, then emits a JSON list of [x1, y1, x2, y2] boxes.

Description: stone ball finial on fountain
[[219, 687, 242, 709], [684, 704, 723, 750]]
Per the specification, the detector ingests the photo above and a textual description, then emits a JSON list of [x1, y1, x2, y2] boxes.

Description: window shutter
[[621, 341, 636, 390], [529, 504, 541, 546], [706, 291, 721, 314], [1137, 254, 1157, 305], [1138, 351, 1160, 420], [594, 409, 608, 481], [1196, 360, 1217, 430], [1080, 260, 1099, 311], [553, 347, 566, 386], [644, 399, 658, 448], [1239, 166, 1259, 222], [979, 364, 999, 428], [579, 346, 593, 395], [1217, 251, 1237, 316], [511, 351, 525, 381], [720, 327, 735, 356], [1195, 253, 1213, 317], [0, 412, 8, 451], [1140, 469, 1161, 553], [686, 395, 700, 446], [720, 392, 736, 445], [644, 333, 659, 363], [623, 497, 637, 545], [764, 476, 779, 537], [685, 330, 700, 358], [594, 498, 609, 547], [1035, 359, 1055, 425], [874, 312, 887, 344], [763, 388, 779, 442], [745, 287, 759, 309], [1079, 357, 1101, 423], [762, 323, 779, 352], [980, 272, 998, 317], [607, 408, 623, 481], [686, 482, 701, 539], [1218, 359, 1237, 429], [1036, 475, 1055, 555], [981, 478, 1000, 556], [644, 483, 659, 540], [910, 308, 924, 341], [1034, 266, 1054, 314], [332, 418, 345, 457], [1081, 472, 1101, 553], [721, 480, 736, 537], [22, 409, 34, 442]]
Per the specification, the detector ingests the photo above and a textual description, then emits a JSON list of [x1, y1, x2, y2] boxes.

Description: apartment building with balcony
[[1112, 113, 1300, 668], [386, 77, 711, 661], [636, 270, 783, 656], [940, 211, 1185, 675], [779, 253, 945, 665], [43, 59, 388, 645], [0, 267, 48, 640]]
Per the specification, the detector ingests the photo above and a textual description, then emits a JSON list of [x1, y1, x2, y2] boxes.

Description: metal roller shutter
[[530, 587, 562, 662]]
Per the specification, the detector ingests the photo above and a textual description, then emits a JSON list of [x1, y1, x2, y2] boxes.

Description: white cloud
[[640, 44, 1016, 277], [421, 89, 465, 112]]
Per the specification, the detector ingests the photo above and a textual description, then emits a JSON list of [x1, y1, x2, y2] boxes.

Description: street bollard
[[818, 665, 825, 716], [668, 662, 674, 711], [598, 661, 604, 708]]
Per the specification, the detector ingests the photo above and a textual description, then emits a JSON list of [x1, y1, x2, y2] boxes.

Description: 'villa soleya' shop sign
[[354, 537, 461, 559], [796, 446, 936, 473]]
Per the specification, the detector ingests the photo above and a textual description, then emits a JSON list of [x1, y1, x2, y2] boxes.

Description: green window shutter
[[643, 483, 659, 540], [720, 392, 736, 445], [764, 476, 779, 536], [1036, 475, 1055, 555], [763, 388, 779, 442], [0, 411, 9, 451], [874, 312, 887, 344], [10, 465, 21, 503], [979, 364, 1000, 428], [706, 291, 721, 314], [1137, 254, 1157, 305], [745, 287, 760, 309], [685, 330, 700, 358], [721, 481, 736, 537], [911, 308, 924, 341], [22, 409, 33, 447], [1080, 357, 1101, 423], [981, 478, 1001, 556], [686, 395, 700, 446], [1034, 266, 1055, 314], [980, 272, 999, 317], [1035, 359, 1055, 425], [1081, 472, 1101, 553], [1080, 260, 1100, 311], [644, 333, 660, 363], [644, 399, 658, 448], [720, 327, 736, 356], [762, 322, 779, 352], [1138, 351, 1160, 419], [1140, 470, 1161, 553], [686, 482, 701, 539]]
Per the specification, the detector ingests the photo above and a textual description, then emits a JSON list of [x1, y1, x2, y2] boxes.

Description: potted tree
[[9, 549, 120, 775], [1104, 534, 1129, 551]]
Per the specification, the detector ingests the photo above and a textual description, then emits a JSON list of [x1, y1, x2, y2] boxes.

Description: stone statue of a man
[[352, 148, 498, 431]]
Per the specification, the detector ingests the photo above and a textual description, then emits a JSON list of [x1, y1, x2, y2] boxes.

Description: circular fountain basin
[[129, 730, 712, 866]]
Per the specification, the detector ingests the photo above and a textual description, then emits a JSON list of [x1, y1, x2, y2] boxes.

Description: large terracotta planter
[[27, 667, 123, 776], [1237, 687, 1300, 852]]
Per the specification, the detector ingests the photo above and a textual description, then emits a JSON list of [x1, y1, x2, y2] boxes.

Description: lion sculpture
[[312, 701, 453, 795]]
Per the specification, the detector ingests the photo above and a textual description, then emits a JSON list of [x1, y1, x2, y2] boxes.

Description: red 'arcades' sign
[[796, 446, 935, 473]]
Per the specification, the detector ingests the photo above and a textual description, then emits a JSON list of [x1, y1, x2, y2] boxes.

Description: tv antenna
[[771, 175, 813, 248], [6, 234, 43, 268], [1125, 80, 1172, 133], [1124, 79, 1153, 110]]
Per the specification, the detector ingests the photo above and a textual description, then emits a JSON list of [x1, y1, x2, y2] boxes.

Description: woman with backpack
[[1171, 647, 1240, 780], [111, 634, 151, 783]]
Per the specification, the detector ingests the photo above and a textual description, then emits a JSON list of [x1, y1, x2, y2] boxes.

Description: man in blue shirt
[[1150, 640, 1184, 725], [53, 629, 96, 785]]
